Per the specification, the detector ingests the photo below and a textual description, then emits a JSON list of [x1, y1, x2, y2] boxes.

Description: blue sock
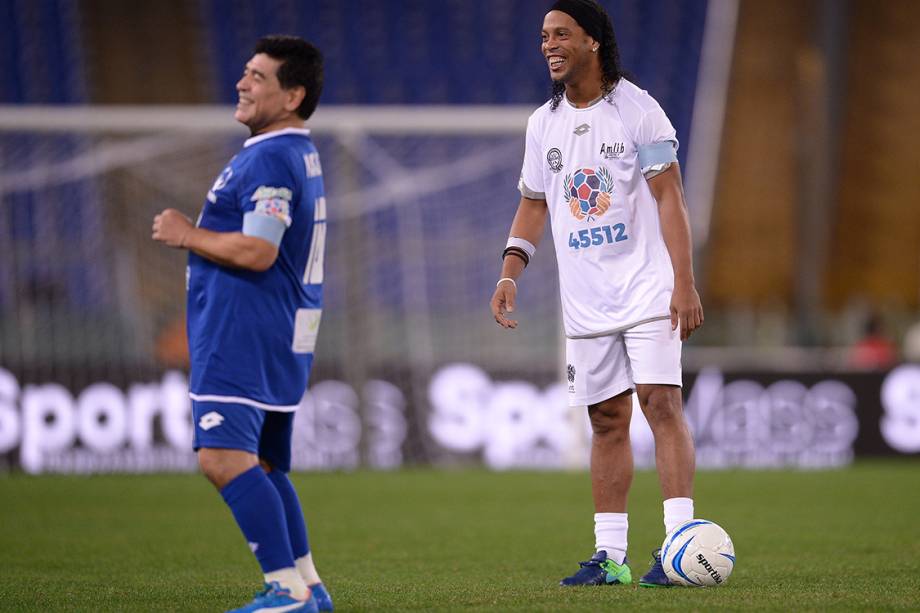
[[266, 469, 311, 559], [220, 465, 295, 572]]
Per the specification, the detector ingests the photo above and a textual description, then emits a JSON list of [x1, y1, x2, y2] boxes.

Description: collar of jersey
[[563, 92, 607, 111], [244, 127, 312, 148]]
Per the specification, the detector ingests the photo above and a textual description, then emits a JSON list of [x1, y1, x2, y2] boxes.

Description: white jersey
[[519, 79, 678, 339]]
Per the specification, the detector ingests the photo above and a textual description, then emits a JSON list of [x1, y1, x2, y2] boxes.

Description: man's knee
[[639, 385, 684, 428], [198, 448, 259, 490], [588, 393, 632, 437]]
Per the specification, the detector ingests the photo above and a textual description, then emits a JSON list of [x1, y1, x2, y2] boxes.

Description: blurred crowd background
[[1, 0, 918, 472]]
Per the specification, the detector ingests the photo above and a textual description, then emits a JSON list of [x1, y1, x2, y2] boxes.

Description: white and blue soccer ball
[[661, 519, 735, 587]]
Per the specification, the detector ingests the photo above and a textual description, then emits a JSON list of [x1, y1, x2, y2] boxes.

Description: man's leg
[[588, 391, 634, 565], [623, 320, 694, 587], [193, 402, 311, 609], [560, 334, 634, 586], [635, 383, 695, 530], [632, 385, 694, 588], [259, 412, 332, 611]]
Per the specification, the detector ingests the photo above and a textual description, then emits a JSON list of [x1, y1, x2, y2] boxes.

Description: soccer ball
[[660, 519, 735, 587]]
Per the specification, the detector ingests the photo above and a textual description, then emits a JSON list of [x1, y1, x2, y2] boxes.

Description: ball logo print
[[661, 519, 735, 587], [563, 166, 613, 221]]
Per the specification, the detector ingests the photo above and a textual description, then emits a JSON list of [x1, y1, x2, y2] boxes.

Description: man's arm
[[647, 164, 703, 341], [152, 208, 279, 272], [490, 196, 548, 329]]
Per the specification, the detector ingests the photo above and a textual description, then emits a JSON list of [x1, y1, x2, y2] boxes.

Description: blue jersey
[[187, 128, 326, 411]]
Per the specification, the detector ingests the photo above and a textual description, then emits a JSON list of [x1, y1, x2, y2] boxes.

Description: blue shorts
[[192, 400, 295, 472]]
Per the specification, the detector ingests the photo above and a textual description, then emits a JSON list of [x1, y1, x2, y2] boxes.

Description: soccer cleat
[[559, 550, 632, 586], [638, 549, 673, 587], [226, 581, 319, 613], [309, 582, 334, 612]]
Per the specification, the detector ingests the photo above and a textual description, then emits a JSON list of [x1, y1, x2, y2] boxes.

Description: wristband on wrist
[[496, 277, 517, 289], [502, 246, 529, 266]]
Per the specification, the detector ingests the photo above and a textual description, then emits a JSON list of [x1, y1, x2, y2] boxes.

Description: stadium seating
[[201, 0, 706, 168]]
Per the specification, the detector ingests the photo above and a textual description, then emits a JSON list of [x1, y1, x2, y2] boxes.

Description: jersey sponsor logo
[[600, 142, 625, 159], [573, 123, 590, 136], [546, 147, 564, 173], [251, 185, 293, 202], [251, 186, 293, 226], [198, 411, 224, 431], [304, 152, 323, 178], [564, 166, 613, 221]]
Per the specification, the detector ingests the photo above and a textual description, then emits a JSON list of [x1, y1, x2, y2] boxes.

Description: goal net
[[0, 105, 580, 473]]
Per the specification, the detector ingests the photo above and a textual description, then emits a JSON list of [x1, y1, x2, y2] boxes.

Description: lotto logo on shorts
[[198, 411, 224, 431]]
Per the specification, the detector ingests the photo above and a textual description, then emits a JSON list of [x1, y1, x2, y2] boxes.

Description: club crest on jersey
[[563, 166, 613, 222], [546, 148, 564, 173], [207, 166, 233, 202]]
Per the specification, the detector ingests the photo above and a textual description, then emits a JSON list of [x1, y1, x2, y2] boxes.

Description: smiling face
[[541, 10, 599, 85], [234, 53, 304, 134]]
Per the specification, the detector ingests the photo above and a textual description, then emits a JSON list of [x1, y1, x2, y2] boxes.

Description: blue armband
[[637, 141, 678, 171], [242, 212, 286, 246]]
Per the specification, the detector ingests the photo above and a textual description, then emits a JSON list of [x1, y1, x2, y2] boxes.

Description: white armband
[[503, 236, 536, 267], [506, 237, 536, 259]]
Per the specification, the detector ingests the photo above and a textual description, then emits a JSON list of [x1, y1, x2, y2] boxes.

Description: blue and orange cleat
[[226, 581, 319, 613], [309, 582, 334, 612], [560, 550, 632, 586], [638, 549, 673, 587]]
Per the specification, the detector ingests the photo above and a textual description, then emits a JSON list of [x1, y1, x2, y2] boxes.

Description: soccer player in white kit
[[489, 0, 703, 587]]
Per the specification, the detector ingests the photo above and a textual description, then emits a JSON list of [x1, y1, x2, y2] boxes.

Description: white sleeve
[[518, 114, 545, 199], [635, 100, 679, 177]]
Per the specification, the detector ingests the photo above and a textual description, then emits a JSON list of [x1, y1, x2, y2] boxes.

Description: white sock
[[663, 497, 694, 535], [295, 553, 322, 585], [264, 567, 308, 600], [594, 512, 628, 564]]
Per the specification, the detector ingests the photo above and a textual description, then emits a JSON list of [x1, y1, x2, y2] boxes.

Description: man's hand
[[670, 282, 703, 341], [152, 209, 194, 248], [490, 279, 518, 329]]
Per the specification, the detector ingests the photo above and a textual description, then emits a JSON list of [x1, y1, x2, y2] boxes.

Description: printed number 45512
[[568, 223, 628, 250]]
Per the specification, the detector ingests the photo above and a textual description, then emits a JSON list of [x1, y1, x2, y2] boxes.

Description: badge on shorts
[[567, 364, 576, 393], [292, 308, 322, 353]]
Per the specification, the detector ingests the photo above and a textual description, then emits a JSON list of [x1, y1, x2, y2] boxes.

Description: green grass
[[2, 461, 919, 611]]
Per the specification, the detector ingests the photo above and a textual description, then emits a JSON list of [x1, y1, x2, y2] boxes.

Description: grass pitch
[[1, 460, 919, 611]]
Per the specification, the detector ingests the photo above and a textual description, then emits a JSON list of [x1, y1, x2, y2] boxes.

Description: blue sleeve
[[238, 148, 298, 244]]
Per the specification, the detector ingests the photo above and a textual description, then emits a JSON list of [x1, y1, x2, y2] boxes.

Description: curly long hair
[[549, 1, 625, 111]]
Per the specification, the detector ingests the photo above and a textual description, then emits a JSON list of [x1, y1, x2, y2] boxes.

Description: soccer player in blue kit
[[152, 36, 332, 613]]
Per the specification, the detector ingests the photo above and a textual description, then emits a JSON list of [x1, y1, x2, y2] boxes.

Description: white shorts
[[565, 318, 682, 407]]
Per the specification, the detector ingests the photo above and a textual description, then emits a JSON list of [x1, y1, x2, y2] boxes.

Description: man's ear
[[285, 86, 306, 113]]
